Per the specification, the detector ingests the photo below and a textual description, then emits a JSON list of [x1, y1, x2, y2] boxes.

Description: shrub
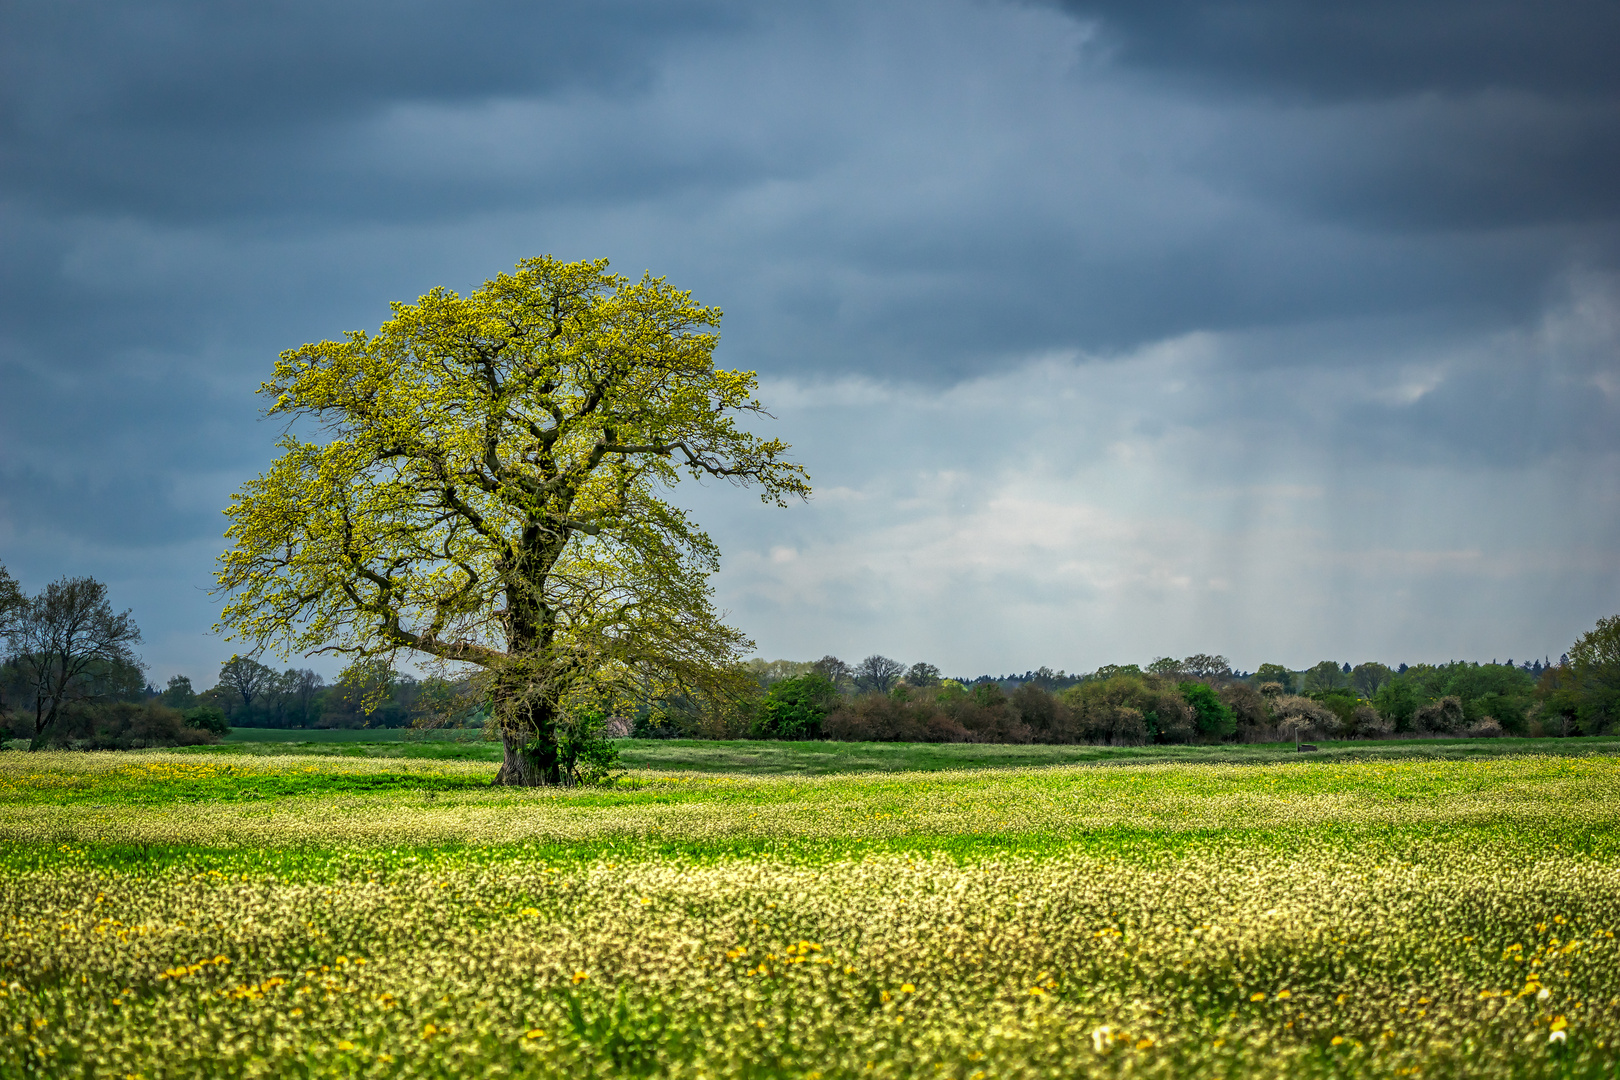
[[1180, 682, 1236, 740], [971, 682, 1006, 708], [1219, 683, 1269, 739], [752, 673, 839, 739], [52, 701, 218, 749], [1077, 704, 1148, 746], [556, 712, 621, 785], [949, 697, 1031, 744], [1306, 689, 1362, 736], [1350, 703, 1393, 738], [822, 695, 971, 743], [1374, 663, 1535, 733], [1269, 695, 1336, 744], [184, 705, 230, 735], [1008, 683, 1076, 742], [1413, 695, 1466, 735], [1063, 676, 1195, 745]]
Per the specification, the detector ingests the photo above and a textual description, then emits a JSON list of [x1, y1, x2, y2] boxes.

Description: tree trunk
[[28, 705, 58, 752], [493, 726, 562, 786]]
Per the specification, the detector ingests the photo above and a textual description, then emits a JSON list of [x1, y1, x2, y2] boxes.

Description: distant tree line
[[168, 655, 464, 731], [636, 622, 1620, 745], [8, 558, 1620, 751], [0, 562, 466, 749]]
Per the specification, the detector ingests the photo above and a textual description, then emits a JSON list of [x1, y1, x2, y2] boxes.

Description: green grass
[[6, 744, 1620, 1077], [223, 726, 489, 743], [203, 729, 1620, 771]]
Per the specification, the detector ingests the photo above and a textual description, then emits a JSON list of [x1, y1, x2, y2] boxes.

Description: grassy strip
[[187, 732, 1620, 771], [8, 814, 1620, 879], [5, 753, 1619, 863], [7, 747, 1620, 807]]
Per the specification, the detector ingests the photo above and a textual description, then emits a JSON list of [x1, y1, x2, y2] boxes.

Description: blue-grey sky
[[2, 0, 1617, 684]]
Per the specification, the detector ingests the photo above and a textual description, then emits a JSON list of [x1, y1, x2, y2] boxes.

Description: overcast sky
[[3, 0, 1618, 683]]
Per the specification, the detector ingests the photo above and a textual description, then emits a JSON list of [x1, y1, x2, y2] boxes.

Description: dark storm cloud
[[0, 0, 751, 221], [1055, 0, 1620, 100], [1056, 0, 1620, 232]]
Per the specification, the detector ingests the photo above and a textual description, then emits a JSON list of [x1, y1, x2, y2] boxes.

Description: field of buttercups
[[3, 750, 1619, 1078]]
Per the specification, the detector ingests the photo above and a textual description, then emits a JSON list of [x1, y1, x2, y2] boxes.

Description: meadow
[[3, 740, 1619, 1077]]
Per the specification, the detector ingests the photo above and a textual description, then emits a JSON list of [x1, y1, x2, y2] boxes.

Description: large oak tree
[[217, 257, 809, 784]]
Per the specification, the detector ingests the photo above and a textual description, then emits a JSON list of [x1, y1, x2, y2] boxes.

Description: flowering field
[[3, 752, 1619, 1077]]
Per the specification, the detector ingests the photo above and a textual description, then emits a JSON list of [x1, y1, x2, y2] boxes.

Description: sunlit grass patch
[[4, 749, 1620, 1077]]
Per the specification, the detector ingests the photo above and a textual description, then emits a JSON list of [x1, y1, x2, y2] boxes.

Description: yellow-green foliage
[[4, 752, 1620, 1077], [214, 257, 810, 730]]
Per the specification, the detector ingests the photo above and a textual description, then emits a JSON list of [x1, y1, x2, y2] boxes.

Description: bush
[[184, 705, 230, 735], [752, 673, 839, 739], [556, 712, 621, 785], [1306, 689, 1362, 736], [1350, 703, 1393, 738], [822, 695, 971, 743], [1180, 682, 1236, 740], [1269, 695, 1336, 744], [1009, 683, 1076, 742], [51, 701, 219, 749], [1063, 676, 1195, 745], [1413, 695, 1466, 735], [1219, 683, 1270, 739], [1373, 663, 1535, 733], [951, 696, 1031, 744]]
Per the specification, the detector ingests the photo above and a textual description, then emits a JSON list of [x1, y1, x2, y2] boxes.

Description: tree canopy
[[216, 256, 809, 783], [5, 575, 143, 749]]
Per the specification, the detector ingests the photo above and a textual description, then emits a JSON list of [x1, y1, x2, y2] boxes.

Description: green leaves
[[218, 256, 807, 783]]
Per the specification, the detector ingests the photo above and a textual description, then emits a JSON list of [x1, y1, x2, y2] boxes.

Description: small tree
[[811, 655, 853, 692], [218, 656, 277, 720], [1179, 681, 1236, 740], [216, 257, 808, 785], [1413, 695, 1466, 734], [1254, 663, 1294, 693], [1349, 662, 1393, 698], [0, 563, 21, 632], [1180, 654, 1232, 683], [5, 576, 143, 749], [1271, 694, 1335, 748], [753, 673, 839, 739], [853, 655, 904, 695], [1302, 660, 1347, 693], [158, 675, 198, 710], [904, 662, 942, 688], [1566, 614, 1620, 734], [1277, 713, 1313, 749], [0, 562, 23, 721]]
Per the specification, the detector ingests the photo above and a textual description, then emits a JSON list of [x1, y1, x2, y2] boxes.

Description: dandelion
[[7, 749, 1620, 1078]]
